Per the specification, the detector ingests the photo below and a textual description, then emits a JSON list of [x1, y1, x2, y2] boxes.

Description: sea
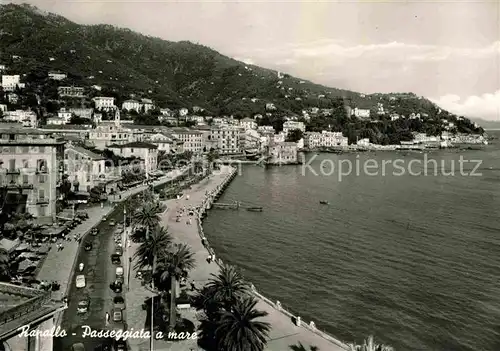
[[202, 131, 500, 351]]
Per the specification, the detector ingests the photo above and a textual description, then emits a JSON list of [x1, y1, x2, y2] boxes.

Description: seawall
[[195, 166, 350, 350]]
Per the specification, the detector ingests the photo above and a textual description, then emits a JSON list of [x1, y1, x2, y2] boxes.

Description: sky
[[6, 0, 500, 121]]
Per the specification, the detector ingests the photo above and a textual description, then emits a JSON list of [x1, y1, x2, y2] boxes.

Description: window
[[39, 146, 45, 153], [38, 175, 46, 184], [38, 189, 45, 199], [22, 174, 28, 184], [39, 205, 46, 217], [9, 159, 15, 171]]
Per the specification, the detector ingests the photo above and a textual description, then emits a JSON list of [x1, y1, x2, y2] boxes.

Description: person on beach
[[105, 312, 110, 325], [207, 255, 212, 264]]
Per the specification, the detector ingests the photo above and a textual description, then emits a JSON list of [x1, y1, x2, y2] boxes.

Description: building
[[48, 71, 67, 80], [266, 103, 276, 111], [141, 98, 154, 113], [69, 108, 93, 119], [273, 132, 286, 143], [0, 282, 65, 351], [170, 128, 203, 153], [3, 110, 38, 128], [160, 108, 173, 116], [0, 129, 65, 223], [267, 142, 298, 164], [353, 108, 371, 118], [147, 132, 176, 153], [57, 108, 73, 123], [107, 142, 158, 177], [304, 131, 348, 149], [209, 126, 241, 154], [64, 145, 106, 192], [257, 125, 275, 134], [240, 129, 261, 151], [240, 117, 257, 130], [92, 97, 115, 110], [38, 125, 91, 141], [89, 122, 143, 150], [46, 117, 66, 126], [1, 75, 24, 92], [122, 100, 140, 112], [283, 121, 305, 135], [57, 86, 85, 98], [179, 108, 189, 117]]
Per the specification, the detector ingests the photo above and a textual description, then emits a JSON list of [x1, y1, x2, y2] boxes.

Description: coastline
[[195, 166, 350, 350]]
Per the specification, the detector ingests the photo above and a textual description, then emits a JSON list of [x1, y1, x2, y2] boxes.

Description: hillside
[[0, 3, 484, 142]]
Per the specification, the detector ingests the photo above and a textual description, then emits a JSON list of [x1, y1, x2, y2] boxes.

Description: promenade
[[126, 166, 348, 351]]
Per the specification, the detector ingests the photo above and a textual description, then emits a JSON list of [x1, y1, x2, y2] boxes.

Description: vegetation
[[0, 248, 11, 281], [193, 264, 271, 351], [348, 336, 393, 351], [0, 3, 483, 141], [289, 342, 319, 351], [286, 129, 304, 143]]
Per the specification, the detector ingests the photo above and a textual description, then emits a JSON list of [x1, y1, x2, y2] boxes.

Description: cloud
[[430, 91, 500, 121]]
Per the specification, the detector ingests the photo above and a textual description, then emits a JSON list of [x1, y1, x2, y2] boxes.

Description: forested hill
[[0, 3, 484, 141]]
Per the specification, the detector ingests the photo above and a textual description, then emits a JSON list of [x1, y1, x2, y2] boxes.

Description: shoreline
[[195, 166, 350, 350]]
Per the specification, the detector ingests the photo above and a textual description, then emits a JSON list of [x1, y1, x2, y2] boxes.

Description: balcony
[[5, 182, 33, 190], [35, 167, 48, 174], [36, 197, 49, 204], [6, 168, 20, 174]]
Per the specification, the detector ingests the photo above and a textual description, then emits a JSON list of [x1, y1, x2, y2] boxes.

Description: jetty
[[212, 201, 263, 211]]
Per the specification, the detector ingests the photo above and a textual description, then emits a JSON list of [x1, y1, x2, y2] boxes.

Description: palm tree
[[348, 336, 393, 351], [214, 296, 270, 351], [289, 342, 319, 351], [133, 201, 160, 240], [155, 243, 195, 330], [205, 264, 250, 310], [0, 248, 10, 281], [133, 225, 172, 271]]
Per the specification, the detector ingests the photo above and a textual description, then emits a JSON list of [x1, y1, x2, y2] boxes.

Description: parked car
[[71, 343, 85, 351], [112, 307, 123, 322], [84, 242, 92, 251], [115, 246, 123, 256], [77, 298, 90, 314], [76, 275, 86, 288], [112, 281, 123, 293], [91, 228, 99, 236], [113, 295, 125, 309], [115, 266, 124, 278], [109, 220, 116, 226], [111, 254, 121, 265], [114, 339, 127, 351]]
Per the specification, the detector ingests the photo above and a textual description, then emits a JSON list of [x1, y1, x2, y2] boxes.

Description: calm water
[[203, 132, 500, 351]]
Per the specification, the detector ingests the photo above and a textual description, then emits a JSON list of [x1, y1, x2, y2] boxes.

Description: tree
[[133, 201, 161, 240], [0, 248, 11, 281], [286, 129, 304, 143], [214, 297, 270, 351], [205, 264, 250, 311], [133, 225, 172, 271], [155, 243, 195, 330], [348, 336, 393, 351]]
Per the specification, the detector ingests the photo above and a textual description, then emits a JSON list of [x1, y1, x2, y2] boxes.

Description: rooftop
[[39, 125, 91, 131], [66, 145, 105, 160], [108, 141, 158, 149]]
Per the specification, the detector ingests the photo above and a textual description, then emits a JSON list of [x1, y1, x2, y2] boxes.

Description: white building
[[146, 132, 176, 154], [122, 100, 140, 112], [141, 98, 154, 113], [64, 145, 107, 192], [1, 75, 24, 91], [57, 108, 73, 123], [92, 96, 116, 110], [3, 110, 37, 127], [179, 108, 189, 117], [46, 117, 66, 125], [283, 121, 305, 135], [304, 131, 348, 149], [107, 142, 158, 177], [257, 125, 275, 134], [273, 132, 286, 143], [48, 71, 67, 80], [240, 117, 257, 130], [210, 126, 241, 154], [170, 128, 203, 153], [69, 108, 93, 119], [266, 103, 277, 111], [268, 142, 298, 164], [353, 108, 370, 118]]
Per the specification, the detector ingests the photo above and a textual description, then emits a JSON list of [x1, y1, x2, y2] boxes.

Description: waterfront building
[[122, 99, 140, 112], [170, 128, 203, 153], [64, 145, 106, 192], [240, 129, 262, 151], [0, 282, 65, 351], [268, 142, 298, 164], [209, 126, 241, 154], [107, 141, 158, 176], [240, 117, 257, 130], [304, 131, 348, 149], [283, 121, 305, 135], [0, 129, 65, 223], [92, 96, 115, 110], [57, 86, 85, 98]]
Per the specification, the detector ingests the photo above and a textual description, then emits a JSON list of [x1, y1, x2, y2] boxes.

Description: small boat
[[247, 207, 263, 212], [319, 200, 329, 205]]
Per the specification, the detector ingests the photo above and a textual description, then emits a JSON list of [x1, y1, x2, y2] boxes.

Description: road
[[55, 173, 195, 351], [54, 201, 128, 351]]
